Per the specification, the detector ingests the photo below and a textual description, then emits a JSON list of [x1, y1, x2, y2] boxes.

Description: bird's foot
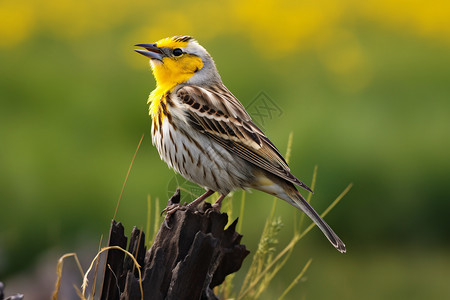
[[210, 194, 226, 212], [161, 204, 184, 229], [211, 202, 222, 212]]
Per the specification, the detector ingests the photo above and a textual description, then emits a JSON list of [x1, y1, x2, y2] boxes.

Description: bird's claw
[[161, 204, 183, 229], [163, 218, 172, 229], [211, 203, 222, 212]]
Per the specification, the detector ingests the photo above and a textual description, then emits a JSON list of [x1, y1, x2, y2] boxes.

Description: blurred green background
[[1, 0, 450, 299]]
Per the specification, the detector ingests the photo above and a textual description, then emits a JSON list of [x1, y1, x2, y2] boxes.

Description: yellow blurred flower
[[358, 0, 450, 42], [317, 29, 372, 93], [0, 1, 35, 48], [230, 0, 344, 54], [2, 0, 449, 52]]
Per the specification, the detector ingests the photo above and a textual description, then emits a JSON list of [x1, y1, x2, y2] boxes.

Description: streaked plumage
[[135, 36, 346, 253]]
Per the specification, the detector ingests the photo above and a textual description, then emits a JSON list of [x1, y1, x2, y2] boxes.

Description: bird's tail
[[282, 188, 346, 253], [251, 172, 346, 253]]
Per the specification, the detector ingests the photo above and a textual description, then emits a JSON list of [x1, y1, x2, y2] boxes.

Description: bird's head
[[135, 36, 220, 90]]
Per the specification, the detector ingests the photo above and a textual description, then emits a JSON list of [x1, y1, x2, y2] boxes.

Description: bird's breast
[[151, 104, 254, 195]]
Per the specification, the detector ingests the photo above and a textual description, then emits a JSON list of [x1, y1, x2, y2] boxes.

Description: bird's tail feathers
[[283, 189, 346, 253]]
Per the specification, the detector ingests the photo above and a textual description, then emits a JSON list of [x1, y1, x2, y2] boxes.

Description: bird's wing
[[176, 84, 312, 192]]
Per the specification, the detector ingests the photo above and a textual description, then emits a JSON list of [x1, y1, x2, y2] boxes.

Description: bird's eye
[[173, 48, 183, 56]]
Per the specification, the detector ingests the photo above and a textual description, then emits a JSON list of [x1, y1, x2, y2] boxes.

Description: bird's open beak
[[134, 43, 163, 61]]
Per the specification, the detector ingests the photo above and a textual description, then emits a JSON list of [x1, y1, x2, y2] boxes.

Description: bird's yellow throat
[[148, 54, 203, 120]]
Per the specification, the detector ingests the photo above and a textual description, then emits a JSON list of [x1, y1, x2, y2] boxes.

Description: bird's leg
[[186, 189, 215, 209], [163, 189, 214, 215], [211, 194, 226, 211]]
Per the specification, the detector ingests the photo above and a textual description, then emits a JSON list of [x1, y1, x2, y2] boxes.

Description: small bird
[[135, 36, 346, 253]]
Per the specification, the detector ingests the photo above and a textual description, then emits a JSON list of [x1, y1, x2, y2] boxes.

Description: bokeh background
[[1, 0, 450, 299]]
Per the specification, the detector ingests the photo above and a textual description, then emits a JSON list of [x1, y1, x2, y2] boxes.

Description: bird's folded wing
[[176, 85, 312, 192]]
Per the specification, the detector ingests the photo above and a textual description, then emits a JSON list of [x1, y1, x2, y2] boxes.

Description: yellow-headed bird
[[135, 36, 345, 253]]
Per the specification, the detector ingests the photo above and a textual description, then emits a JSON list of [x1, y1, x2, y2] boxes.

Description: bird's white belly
[[152, 117, 253, 195]]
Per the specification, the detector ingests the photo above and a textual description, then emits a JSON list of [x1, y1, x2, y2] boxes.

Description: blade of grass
[[81, 246, 143, 300], [237, 190, 246, 233], [177, 186, 198, 199], [114, 133, 144, 220], [239, 197, 278, 296], [239, 183, 351, 299], [297, 165, 318, 234], [277, 258, 312, 300], [320, 183, 352, 219], [90, 235, 104, 299], [255, 236, 297, 299], [146, 195, 151, 246], [219, 272, 236, 300], [52, 253, 84, 300], [151, 197, 160, 244], [238, 233, 300, 299], [284, 132, 294, 164], [74, 285, 83, 300], [132, 229, 144, 275]]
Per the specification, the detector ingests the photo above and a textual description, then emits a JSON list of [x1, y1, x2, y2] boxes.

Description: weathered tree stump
[[100, 189, 249, 300]]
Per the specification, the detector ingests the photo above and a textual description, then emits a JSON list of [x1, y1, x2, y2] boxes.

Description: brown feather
[[176, 84, 313, 193]]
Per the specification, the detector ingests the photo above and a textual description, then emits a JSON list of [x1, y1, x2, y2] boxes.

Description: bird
[[134, 35, 346, 253]]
